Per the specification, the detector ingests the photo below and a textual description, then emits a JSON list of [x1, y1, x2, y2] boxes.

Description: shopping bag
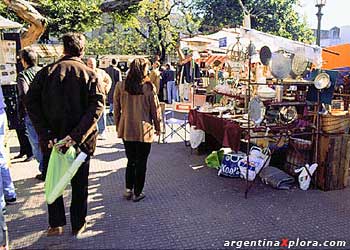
[[45, 143, 87, 204], [205, 150, 224, 169], [238, 147, 271, 181], [218, 153, 244, 178]]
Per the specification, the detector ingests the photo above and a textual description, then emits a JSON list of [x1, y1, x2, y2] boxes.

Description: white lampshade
[[315, 0, 326, 5]]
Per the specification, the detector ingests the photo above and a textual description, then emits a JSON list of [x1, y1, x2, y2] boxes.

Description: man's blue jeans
[[109, 103, 113, 114], [97, 110, 106, 135], [24, 114, 44, 173], [0, 111, 16, 208], [167, 81, 178, 104]]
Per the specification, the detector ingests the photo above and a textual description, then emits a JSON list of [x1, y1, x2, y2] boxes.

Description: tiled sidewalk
[[5, 125, 350, 250]]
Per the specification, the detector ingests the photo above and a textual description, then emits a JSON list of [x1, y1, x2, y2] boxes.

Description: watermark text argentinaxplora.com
[[224, 238, 347, 249]]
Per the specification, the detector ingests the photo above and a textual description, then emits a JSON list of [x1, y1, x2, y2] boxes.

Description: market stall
[[29, 44, 63, 66], [180, 27, 350, 196], [0, 16, 22, 130], [97, 54, 150, 79]]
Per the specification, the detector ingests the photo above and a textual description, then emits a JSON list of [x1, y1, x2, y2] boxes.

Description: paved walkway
[[5, 123, 350, 250]]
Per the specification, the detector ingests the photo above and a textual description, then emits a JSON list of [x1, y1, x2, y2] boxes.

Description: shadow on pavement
[[7, 140, 350, 249]]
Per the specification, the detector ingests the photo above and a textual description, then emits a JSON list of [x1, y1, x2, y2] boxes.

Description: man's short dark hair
[[62, 32, 86, 57], [20, 48, 37, 67], [111, 58, 117, 65]]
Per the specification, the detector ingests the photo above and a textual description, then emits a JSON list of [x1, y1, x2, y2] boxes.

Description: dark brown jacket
[[114, 80, 161, 143], [25, 56, 104, 155]]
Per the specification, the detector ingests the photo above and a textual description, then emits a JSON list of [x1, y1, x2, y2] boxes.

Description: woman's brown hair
[[125, 58, 150, 95]]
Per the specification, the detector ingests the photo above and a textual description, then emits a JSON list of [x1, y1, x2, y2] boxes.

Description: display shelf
[[250, 81, 314, 86], [264, 101, 317, 106], [242, 50, 321, 199], [246, 132, 315, 139], [241, 125, 316, 132], [213, 90, 245, 99], [333, 93, 350, 97]]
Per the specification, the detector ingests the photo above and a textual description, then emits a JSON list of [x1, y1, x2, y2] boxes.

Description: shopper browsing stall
[[114, 58, 161, 202]]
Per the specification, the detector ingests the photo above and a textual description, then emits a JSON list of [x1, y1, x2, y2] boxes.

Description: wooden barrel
[[321, 113, 350, 134]]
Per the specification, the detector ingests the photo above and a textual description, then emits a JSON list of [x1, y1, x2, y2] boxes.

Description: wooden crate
[[283, 138, 313, 177], [317, 134, 350, 191]]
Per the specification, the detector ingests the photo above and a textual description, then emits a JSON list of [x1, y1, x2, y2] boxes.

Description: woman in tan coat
[[114, 58, 161, 202]]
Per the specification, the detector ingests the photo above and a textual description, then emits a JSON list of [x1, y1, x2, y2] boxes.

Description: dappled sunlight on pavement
[[4, 124, 350, 249]]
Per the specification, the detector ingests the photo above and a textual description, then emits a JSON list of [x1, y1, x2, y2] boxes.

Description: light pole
[[315, 0, 326, 46]]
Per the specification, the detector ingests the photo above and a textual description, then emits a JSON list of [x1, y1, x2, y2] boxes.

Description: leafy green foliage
[[0, 2, 22, 23], [194, 0, 314, 43], [107, 0, 199, 61], [0, 0, 103, 37], [86, 29, 146, 55], [37, 0, 103, 37]]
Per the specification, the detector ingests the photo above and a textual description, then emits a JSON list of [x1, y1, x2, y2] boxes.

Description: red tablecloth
[[188, 110, 242, 151]]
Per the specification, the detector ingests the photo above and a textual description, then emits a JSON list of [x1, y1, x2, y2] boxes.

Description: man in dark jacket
[[105, 58, 122, 116], [17, 48, 44, 180], [25, 33, 104, 237]]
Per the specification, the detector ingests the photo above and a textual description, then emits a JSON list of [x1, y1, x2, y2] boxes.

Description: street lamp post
[[315, 0, 326, 46]]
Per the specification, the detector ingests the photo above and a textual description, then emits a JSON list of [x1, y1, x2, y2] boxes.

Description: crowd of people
[[0, 32, 164, 238]]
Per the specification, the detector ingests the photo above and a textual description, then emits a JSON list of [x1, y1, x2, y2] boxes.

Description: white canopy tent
[[240, 28, 322, 68], [180, 27, 322, 68], [0, 15, 22, 30]]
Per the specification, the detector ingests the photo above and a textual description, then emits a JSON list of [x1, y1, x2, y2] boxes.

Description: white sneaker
[[98, 133, 107, 140]]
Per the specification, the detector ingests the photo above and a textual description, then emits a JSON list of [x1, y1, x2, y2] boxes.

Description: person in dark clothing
[[105, 58, 122, 116], [160, 65, 167, 103], [25, 32, 104, 237], [163, 63, 177, 104], [17, 48, 44, 180], [13, 126, 33, 161]]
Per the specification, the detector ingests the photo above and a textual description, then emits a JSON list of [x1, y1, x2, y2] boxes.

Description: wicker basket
[[321, 113, 350, 134], [290, 137, 313, 151]]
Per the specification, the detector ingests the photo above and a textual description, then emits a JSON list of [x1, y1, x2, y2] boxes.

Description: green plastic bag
[[45, 144, 77, 204], [205, 150, 224, 169]]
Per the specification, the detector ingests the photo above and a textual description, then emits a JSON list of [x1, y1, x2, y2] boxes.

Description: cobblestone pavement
[[5, 117, 350, 250]]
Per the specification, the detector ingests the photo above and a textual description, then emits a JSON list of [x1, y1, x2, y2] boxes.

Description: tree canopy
[[37, 0, 103, 37], [101, 0, 199, 61], [194, 0, 314, 43], [0, 0, 315, 57], [1, 0, 103, 38]]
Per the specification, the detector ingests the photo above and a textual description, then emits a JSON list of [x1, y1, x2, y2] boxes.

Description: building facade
[[313, 26, 350, 47]]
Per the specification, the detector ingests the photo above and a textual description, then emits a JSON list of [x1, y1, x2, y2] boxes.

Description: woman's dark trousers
[[123, 140, 151, 196]]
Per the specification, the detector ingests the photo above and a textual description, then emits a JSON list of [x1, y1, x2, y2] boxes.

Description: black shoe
[[72, 223, 86, 236], [23, 156, 34, 162], [133, 193, 145, 202], [123, 189, 133, 200], [35, 174, 45, 181], [5, 197, 16, 205], [12, 153, 25, 160]]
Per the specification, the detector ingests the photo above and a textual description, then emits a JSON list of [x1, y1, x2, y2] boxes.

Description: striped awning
[[30, 44, 64, 58], [196, 55, 227, 67]]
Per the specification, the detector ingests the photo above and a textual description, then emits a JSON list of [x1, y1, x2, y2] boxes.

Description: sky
[[296, 0, 350, 29]]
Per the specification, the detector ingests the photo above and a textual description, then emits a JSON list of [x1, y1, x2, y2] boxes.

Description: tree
[[194, 0, 314, 43], [1, 0, 103, 40], [1, 0, 46, 47], [86, 28, 146, 56], [110, 0, 199, 61], [38, 0, 103, 38]]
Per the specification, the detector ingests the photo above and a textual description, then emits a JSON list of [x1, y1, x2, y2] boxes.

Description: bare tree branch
[[237, 0, 249, 15], [134, 27, 148, 39], [3, 0, 47, 48], [155, 0, 181, 22]]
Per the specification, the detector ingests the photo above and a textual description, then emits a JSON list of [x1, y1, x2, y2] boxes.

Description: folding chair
[[159, 102, 191, 145]]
